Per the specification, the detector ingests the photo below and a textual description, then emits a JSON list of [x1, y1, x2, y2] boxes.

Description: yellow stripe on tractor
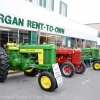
[[20, 49, 44, 64], [7, 43, 19, 50]]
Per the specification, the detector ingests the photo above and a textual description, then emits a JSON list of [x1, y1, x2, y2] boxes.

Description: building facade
[[86, 23, 100, 46], [0, 0, 98, 48]]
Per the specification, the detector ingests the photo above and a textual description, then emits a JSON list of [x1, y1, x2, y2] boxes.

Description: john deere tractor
[[0, 43, 63, 92], [81, 48, 100, 70]]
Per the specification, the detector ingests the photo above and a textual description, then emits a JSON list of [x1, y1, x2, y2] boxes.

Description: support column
[[83, 40, 86, 48], [18, 29, 19, 44], [65, 36, 70, 47], [8, 31, 9, 43], [77, 39, 82, 48], [95, 41, 97, 47], [0, 33, 1, 46], [75, 38, 77, 48], [28, 31, 37, 44]]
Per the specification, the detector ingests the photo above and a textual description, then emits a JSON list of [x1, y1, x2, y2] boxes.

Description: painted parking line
[[86, 67, 92, 70], [81, 79, 90, 84]]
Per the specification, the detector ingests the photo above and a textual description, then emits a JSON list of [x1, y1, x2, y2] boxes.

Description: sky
[[68, 0, 100, 24]]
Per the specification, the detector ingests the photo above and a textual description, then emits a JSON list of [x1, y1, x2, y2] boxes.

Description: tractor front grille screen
[[44, 50, 51, 64], [95, 50, 99, 57], [75, 52, 81, 63]]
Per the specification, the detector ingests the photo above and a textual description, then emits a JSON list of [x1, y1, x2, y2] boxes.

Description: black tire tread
[[38, 71, 56, 92], [75, 62, 86, 74], [60, 62, 75, 78], [92, 61, 100, 70], [0, 47, 9, 82]]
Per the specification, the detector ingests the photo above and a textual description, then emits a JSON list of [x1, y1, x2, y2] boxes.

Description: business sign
[[0, 13, 65, 34]]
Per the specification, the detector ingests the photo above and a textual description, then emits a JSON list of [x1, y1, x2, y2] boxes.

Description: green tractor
[[0, 43, 63, 92], [81, 48, 100, 70]]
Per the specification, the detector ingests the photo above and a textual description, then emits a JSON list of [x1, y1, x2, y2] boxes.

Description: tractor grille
[[94, 50, 99, 57], [75, 52, 81, 63]]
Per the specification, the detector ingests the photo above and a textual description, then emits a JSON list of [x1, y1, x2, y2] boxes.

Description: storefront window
[[0, 32, 8, 47], [9, 32, 18, 43], [0, 27, 29, 47], [40, 33, 64, 47], [91, 41, 97, 48], [19, 33, 28, 44], [71, 38, 77, 48], [0, 31, 18, 47]]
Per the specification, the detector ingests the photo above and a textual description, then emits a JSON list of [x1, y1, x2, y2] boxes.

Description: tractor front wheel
[[24, 68, 38, 77], [38, 71, 56, 92], [75, 62, 86, 74], [0, 47, 9, 82], [93, 61, 100, 70], [60, 62, 75, 78]]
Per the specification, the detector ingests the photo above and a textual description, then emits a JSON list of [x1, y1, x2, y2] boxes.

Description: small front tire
[[92, 61, 100, 70], [60, 62, 75, 78], [38, 71, 56, 92]]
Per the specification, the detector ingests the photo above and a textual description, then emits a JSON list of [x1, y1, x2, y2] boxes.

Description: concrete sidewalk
[[8, 70, 22, 74]]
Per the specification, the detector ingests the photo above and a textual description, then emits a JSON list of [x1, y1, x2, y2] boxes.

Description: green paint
[[12, 17, 18, 25], [28, 31, 37, 44], [27, 20, 31, 27], [55, 27, 64, 33], [0, 14, 24, 26], [46, 24, 49, 31], [27, 20, 64, 34], [5, 15, 12, 24], [18, 18, 24, 26], [0, 14, 4, 23], [0, 13, 65, 34], [27, 20, 44, 30], [49, 26, 53, 32], [45, 24, 64, 34], [65, 36, 70, 47]]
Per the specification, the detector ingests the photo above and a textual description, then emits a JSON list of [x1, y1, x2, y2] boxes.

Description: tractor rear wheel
[[38, 71, 56, 92], [60, 62, 75, 78], [93, 61, 100, 70], [0, 47, 9, 82], [24, 68, 38, 77], [75, 62, 86, 74]]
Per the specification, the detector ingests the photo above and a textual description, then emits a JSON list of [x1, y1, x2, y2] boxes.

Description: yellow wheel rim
[[41, 76, 51, 89], [25, 68, 33, 72], [94, 63, 100, 70]]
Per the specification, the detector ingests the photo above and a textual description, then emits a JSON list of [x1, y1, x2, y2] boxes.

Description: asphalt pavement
[[0, 67, 100, 100]]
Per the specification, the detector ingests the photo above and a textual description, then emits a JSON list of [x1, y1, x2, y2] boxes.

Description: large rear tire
[[60, 62, 75, 78], [0, 47, 9, 82]]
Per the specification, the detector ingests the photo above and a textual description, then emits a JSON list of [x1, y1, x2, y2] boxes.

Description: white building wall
[[0, 0, 98, 41], [97, 38, 100, 45]]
